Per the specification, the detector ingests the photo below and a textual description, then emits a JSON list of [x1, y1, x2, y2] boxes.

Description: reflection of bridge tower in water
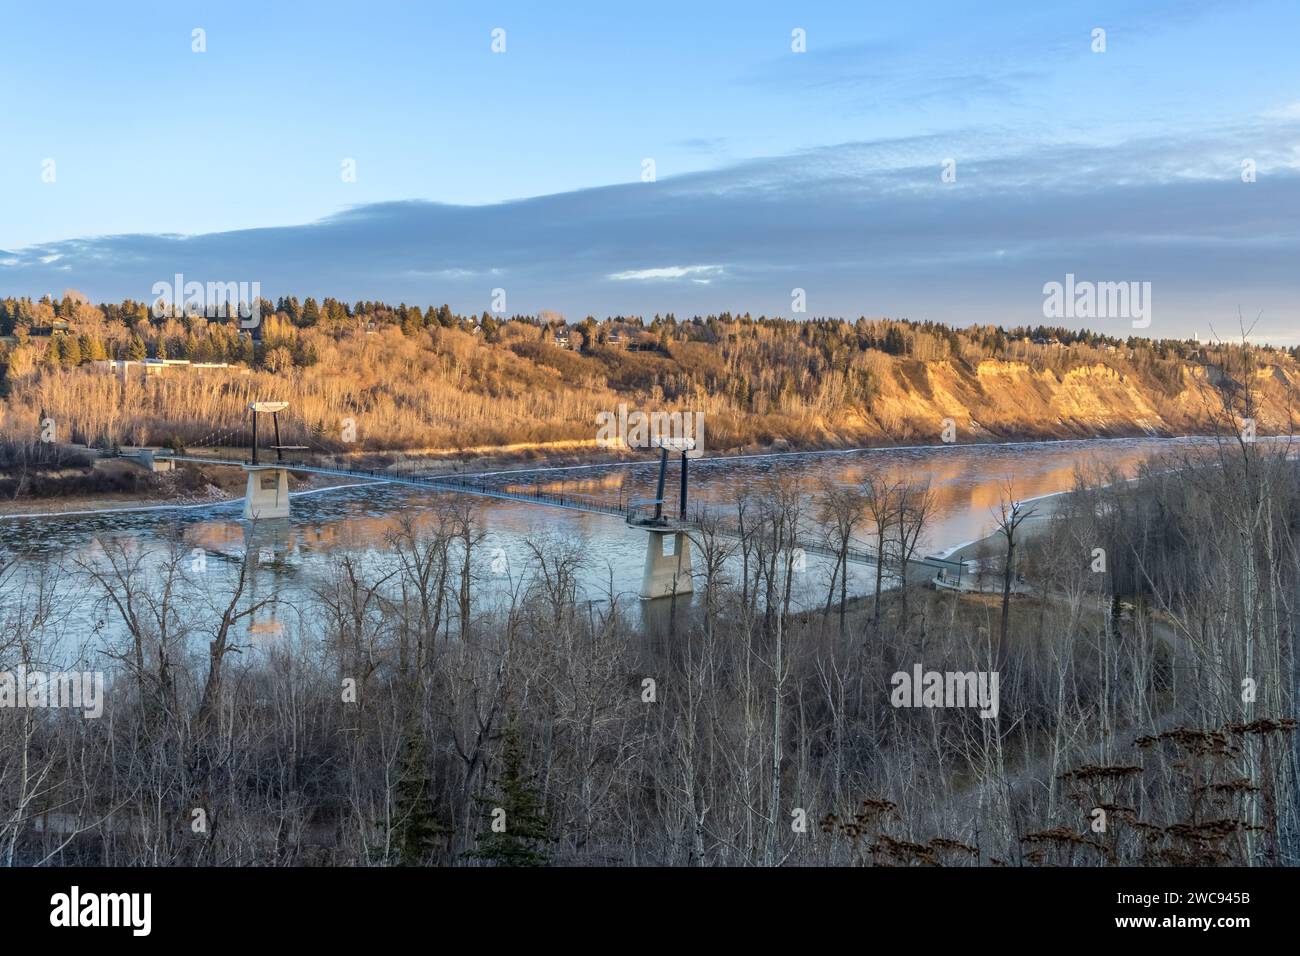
[[243, 519, 291, 638], [626, 438, 695, 601], [243, 401, 305, 520]]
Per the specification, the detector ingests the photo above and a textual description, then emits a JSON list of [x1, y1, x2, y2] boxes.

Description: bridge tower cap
[[652, 436, 695, 451]]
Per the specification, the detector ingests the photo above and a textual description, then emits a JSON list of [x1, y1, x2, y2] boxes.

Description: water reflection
[[0, 436, 1235, 643]]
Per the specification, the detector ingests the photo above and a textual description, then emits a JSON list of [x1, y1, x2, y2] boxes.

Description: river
[[0, 436, 1227, 645]]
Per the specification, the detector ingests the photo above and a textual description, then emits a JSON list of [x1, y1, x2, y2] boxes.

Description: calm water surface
[[0, 437, 1224, 645]]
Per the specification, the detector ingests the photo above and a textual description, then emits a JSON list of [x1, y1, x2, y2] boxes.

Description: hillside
[[1, 295, 1296, 458]]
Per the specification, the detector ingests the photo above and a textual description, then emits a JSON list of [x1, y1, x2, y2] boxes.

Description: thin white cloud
[[406, 267, 477, 278], [607, 265, 725, 282], [1263, 101, 1300, 121]]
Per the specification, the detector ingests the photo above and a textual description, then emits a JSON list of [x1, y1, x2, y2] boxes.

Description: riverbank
[[0, 459, 361, 519], [278, 421, 1243, 473], [0, 429, 1252, 523]]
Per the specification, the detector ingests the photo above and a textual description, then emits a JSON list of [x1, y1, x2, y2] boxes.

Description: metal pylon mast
[[649, 437, 692, 523], [247, 401, 289, 465]]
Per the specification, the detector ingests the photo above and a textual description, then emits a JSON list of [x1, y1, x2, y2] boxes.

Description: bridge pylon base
[[243, 465, 290, 520], [640, 530, 693, 600]]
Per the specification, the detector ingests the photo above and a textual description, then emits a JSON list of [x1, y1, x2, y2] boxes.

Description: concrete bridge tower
[[641, 530, 694, 599], [243, 401, 292, 520], [631, 437, 696, 600]]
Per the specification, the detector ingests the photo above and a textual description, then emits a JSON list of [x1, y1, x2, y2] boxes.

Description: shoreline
[[457, 429, 1256, 481], [0, 429, 1276, 523], [0, 478, 375, 521]]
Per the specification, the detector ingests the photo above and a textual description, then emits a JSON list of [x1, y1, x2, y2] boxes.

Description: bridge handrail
[[156, 453, 960, 569], [157, 452, 629, 517]]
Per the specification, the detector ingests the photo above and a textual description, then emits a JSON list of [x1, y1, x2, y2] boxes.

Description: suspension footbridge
[[130, 402, 963, 598]]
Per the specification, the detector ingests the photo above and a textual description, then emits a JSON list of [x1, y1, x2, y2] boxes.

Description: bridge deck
[[156, 453, 961, 573], [157, 454, 629, 517]]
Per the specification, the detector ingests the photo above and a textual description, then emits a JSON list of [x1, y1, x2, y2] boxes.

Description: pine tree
[[300, 297, 320, 328], [465, 722, 552, 866], [390, 727, 448, 866], [127, 335, 147, 361], [883, 325, 907, 356], [61, 334, 82, 367], [401, 307, 421, 337], [13, 298, 34, 330], [43, 336, 63, 369]]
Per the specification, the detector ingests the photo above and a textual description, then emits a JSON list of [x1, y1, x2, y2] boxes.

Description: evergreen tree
[[300, 297, 320, 328], [883, 326, 907, 356], [44, 336, 64, 369], [401, 307, 422, 337], [13, 298, 34, 330], [61, 334, 82, 367], [465, 722, 552, 867], [127, 335, 147, 361], [390, 726, 448, 866]]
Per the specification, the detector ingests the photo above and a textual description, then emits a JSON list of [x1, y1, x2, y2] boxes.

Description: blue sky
[[2, 0, 1298, 342]]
